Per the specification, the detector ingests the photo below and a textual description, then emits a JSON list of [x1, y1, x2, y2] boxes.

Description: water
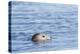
[[9, 1, 78, 53]]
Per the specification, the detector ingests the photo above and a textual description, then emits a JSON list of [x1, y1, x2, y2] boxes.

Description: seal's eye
[[42, 36, 45, 38]]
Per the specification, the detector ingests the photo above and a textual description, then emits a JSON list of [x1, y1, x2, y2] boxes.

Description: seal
[[32, 33, 51, 42]]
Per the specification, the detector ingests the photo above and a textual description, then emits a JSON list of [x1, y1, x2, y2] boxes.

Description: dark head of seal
[[32, 33, 51, 42]]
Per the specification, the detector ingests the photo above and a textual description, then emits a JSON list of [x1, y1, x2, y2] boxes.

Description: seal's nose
[[47, 36, 51, 40], [49, 36, 56, 40]]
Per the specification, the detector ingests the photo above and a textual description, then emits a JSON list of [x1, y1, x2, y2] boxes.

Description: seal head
[[32, 33, 51, 42]]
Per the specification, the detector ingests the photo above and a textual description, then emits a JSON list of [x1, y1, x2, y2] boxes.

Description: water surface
[[9, 1, 78, 53]]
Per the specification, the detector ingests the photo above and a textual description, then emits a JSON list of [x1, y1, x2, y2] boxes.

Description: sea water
[[9, 1, 78, 53]]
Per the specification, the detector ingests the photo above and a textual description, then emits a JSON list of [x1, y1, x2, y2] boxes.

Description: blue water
[[9, 1, 78, 53]]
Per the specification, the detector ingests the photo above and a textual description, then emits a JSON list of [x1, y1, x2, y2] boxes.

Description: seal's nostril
[[50, 36, 56, 39]]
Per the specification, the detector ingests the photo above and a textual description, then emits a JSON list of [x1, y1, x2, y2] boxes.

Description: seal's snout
[[46, 36, 51, 40], [32, 33, 51, 42]]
